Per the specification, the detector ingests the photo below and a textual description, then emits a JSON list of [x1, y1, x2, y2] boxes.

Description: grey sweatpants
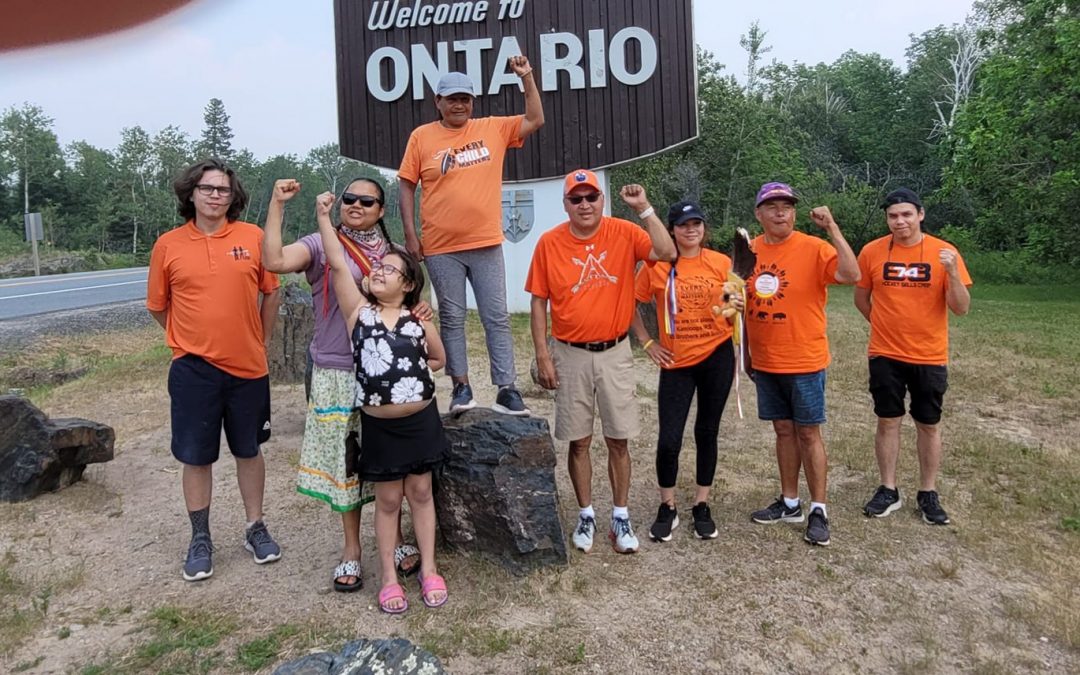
[[424, 244, 517, 386]]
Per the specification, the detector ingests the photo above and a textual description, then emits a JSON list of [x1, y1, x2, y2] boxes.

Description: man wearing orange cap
[[526, 170, 675, 554]]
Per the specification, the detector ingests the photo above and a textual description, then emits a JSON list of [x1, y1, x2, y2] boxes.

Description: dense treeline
[[1, 0, 1076, 274], [611, 0, 1080, 273]]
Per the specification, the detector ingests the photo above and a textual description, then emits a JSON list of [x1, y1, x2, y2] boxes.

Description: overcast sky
[[0, 0, 975, 162]]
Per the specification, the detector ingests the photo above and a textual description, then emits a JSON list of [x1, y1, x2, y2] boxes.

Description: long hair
[[341, 176, 393, 245], [174, 158, 249, 222], [363, 249, 425, 309]]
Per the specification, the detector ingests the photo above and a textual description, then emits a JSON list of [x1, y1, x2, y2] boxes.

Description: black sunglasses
[[567, 192, 601, 205], [341, 193, 382, 207]]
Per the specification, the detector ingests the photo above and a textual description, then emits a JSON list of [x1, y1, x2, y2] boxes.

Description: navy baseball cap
[[881, 188, 923, 210], [667, 201, 707, 226]]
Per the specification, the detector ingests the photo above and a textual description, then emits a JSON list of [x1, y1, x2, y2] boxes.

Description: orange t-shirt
[[398, 115, 525, 256], [146, 220, 280, 379], [526, 217, 653, 343], [635, 250, 734, 369], [746, 231, 839, 373], [857, 234, 972, 365]]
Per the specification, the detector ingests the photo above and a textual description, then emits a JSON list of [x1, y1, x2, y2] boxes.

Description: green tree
[[0, 103, 66, 237], [196, 97, 234, 160], [65, 141, 119, 250], [115, 126, 154, 254]]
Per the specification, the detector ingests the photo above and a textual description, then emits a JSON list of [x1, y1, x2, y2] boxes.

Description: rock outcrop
[[436, 409, 568, 575], [0, 395, 114, 502]]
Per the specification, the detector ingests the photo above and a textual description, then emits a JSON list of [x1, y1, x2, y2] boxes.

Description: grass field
[[0, 284, 1078, 674]]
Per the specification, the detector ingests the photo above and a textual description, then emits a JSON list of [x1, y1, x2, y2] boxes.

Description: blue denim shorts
[[754, 369, 827, 426]]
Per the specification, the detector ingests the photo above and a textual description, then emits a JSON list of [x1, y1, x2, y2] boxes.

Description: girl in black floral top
[[316, 191, 448, 614]]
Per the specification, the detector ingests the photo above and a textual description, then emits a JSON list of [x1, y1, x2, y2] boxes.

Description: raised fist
[[272, 179, 301, 203], [315, 192, 335, 217]]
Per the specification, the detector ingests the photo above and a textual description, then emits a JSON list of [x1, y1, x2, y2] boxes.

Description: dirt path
[[1, 303, 1078, 674]]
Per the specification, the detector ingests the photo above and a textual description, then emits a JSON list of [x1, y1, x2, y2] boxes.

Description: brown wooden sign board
[[335, 0, 697, 181]]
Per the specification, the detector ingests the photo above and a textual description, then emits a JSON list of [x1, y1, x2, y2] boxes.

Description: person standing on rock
[[147, 158, 282, 581], [745, 182, 860, 547], [398, 56, 544, 415], [629, 201, 741, 543], [527, 170, 676, 555], [855, 188, 971, 525], [262, 177, 428, 592]]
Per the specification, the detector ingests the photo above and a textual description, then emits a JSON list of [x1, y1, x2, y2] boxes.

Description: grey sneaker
[[244, 521, 281, 564], [804, 507, 831, 546], [492, 386, 530, 416], [183, 533, 213, 581], [751, 497, 804, 524], [450, 382, 477, 413], [864, 485, 902, 518], [572, 515, 596, 553], [609, 517, 640, 554]]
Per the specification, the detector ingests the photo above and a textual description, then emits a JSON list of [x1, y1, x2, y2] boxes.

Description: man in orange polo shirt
[[147, 158, 281, 582], [399, 58, 544, 415], [527, 170, 675, 554], [745, 182, 860, 547], [856, 188, 972, 526]]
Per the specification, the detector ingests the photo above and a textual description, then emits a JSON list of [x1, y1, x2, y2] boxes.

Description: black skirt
[[354, 399, 445, 482]]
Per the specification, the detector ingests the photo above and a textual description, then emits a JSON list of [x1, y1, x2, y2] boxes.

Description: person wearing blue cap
[[745, 182, 860, 546], [398, 57, 544, 416]]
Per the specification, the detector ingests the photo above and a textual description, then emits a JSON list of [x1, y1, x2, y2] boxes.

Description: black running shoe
[[450, 382, 477, 413], [917, 490, 951, 525], [751, 497, 804, 524], [804, 507, 831, 546], [691, 502, 718, 539], [864, 485, 902, 518], [492, 385, 530, 416], [649, 503, 679, 542]]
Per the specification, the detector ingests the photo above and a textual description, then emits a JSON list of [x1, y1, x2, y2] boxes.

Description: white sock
[[783, 496, 800, 509], [810, 502, 828, 518], [579, 505, 595, 519], [612, 506, 629, 521]]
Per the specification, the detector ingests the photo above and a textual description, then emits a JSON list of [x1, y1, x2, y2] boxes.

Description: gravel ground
[[0, 300, 153, 351]]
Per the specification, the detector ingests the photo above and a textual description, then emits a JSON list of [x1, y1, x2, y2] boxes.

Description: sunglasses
[[341, 193, 382, 207], [371, 260, 405, 277], [195, 184, 233, 197], [567, 192, 601, 205]]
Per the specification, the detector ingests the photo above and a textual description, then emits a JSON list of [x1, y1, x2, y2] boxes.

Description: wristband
[[637, 206, 655, 220], [518, 68, 533, 77], [643, 339, 655, 350]]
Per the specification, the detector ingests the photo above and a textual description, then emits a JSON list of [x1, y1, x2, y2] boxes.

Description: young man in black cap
[[854, 188, 972, 525]]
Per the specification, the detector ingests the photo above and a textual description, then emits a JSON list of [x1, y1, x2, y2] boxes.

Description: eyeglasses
[[567, 192, 601, 205], [195, 184, 233, 197], [341, 193, 381, 207], [759, 203, 794, 215], [371, 260, 404, 277]]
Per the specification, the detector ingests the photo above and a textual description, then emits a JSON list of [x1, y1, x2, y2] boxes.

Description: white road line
[[0, 280, 147, 301], [0, 269, 148, 289]]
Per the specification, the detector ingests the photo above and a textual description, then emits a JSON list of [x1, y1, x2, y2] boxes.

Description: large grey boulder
[[436, 409, 569, 575], [268, 281, 314, 386], [272, 638, 444, 675], [0, 395, 114, 502]]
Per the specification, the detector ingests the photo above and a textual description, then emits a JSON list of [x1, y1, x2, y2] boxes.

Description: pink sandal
[[419, 573, 448, 608], [378, 583, 408, 614]]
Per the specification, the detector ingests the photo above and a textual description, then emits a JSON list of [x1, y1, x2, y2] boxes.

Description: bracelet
[[637, 206, 655, 220], [643, 339, 655, 350], [518, 68, 533, 78]]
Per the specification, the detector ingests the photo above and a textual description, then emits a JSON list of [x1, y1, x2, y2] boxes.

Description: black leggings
[[656, 339, 735, 489]]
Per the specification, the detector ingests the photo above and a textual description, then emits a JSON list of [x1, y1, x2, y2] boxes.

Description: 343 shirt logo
[[883, 262, 931, 282]]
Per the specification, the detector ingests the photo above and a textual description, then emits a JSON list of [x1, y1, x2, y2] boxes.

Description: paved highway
[[0, 268, 148, 320]]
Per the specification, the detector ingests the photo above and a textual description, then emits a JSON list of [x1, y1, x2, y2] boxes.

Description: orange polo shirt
[[146, 220, 279, 379]]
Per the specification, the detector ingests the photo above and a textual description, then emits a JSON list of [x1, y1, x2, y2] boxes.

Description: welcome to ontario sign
[[335, 0, 697, 181]]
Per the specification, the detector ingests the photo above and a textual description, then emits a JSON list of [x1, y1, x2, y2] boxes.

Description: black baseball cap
[[667, 200, 707, 226], [882, 188, 923, 210]]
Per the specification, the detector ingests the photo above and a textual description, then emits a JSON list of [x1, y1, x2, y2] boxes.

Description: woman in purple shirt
[[263, 177, 423, 592]]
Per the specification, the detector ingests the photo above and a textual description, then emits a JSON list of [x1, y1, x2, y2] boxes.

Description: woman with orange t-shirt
[[630, 201, 741, 543]]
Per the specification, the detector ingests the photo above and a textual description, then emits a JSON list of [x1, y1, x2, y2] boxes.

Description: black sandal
[[332, 560, 363, 592]]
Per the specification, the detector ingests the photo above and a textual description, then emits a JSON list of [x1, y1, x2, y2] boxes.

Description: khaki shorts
[[551, 338, 639, 442]]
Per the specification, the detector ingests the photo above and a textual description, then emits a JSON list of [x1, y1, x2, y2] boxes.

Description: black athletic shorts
[[868, 356, 948, 425], [168, 355, 271, 466]]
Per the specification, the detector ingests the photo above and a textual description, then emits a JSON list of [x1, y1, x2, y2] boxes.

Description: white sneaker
[[572, 515, 596, 553], [609, 516, 640, 554]]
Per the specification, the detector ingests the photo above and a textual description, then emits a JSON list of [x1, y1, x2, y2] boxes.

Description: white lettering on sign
[[364, 29, 659, 102], [369, 0, 490, 29]]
